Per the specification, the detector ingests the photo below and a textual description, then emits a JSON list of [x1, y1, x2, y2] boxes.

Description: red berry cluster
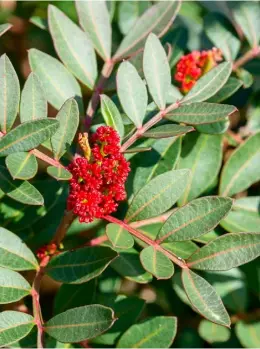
[[36, 243, 59, 260], [175, 48, 222, 93], [67, 126, 130, 223]]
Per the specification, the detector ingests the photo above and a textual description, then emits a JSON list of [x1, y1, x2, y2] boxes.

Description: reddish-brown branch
[[103, 215, 188, 268], [85, 234, 108, 246], [52, 210, 75, 246], [85, 60, 115, 129], [32, 256, 50, 349], [130, 209, 175, 228], [120, 101, 180, 152], [233, 46, 260, 71]]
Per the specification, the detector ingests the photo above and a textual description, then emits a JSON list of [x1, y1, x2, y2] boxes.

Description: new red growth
[[67, 126, 130, 223], [175, 48, 222, 93]]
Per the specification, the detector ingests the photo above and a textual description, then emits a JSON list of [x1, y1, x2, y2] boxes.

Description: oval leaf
[[0, 227, 38, 270], [100, 94, 124, 139], [143, 124, 194, 138], [181, 62, 232, 104], [47, 166, 72, 181], [114, 1, 181, 60], [117, 316, 177, 348], [177, 133, 223, 205], [196, 119, 229, 135], [0, 311, 34, 347], [0, 119, 59, 157], [6, 152, 38, 180], [0, 267, 31, 304], [207, 77, 242, 103], [235, 321, 260, 348], [140, 246, 174, 279], [46, 246, 118, 284], [29, 49, 82, 111], [44, 305, 115, 343], [181, 268, 230, 327], [0, 54, 20, 133], [20, 72, 47, 123], [51, 98, 79, 159], [76, 0, 111, 61], [187, 232, 260, 270], [220, 132, 260, 197], [0, 166, 44, 206], [111, 248, 153, 284], [48, 5, 97, 89], [165, 102, 237, 125], [117, 61, 148, 128], [157, 197, 233, 243], [199, 319, 230, 343], [143, 33, 171, 110], [126, 169, 190, 222], [106, 223, 134, 249], [232, 1, 260, 48]]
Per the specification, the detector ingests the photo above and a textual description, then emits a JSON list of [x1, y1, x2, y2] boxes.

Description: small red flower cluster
[[175, 48, 222, 93], [67, 126, 130, 223], [36, 242, 58, 260]]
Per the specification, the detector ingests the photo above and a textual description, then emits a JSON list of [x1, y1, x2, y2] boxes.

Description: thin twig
[[120, 101, 180, 152], [85, 60, 115, 130], [233, 46, 260, 71], [31, 256, 50, 349], [52, 210, 75, 246], [130, 209, 175, 228], [103, 215, 188, 269]]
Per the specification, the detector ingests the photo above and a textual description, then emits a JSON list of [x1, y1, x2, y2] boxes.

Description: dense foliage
[[0, 1, 260, 348]]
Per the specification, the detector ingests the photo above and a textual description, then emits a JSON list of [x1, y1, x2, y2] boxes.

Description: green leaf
[[126, 169, 190, 222], [162, 241, 198, 259], [187, 232, 260, 270], [0, 23, 12, 37], [47, 166, 72, 181], [0, 54, 20, 133], [0, 267, 31, 304], [113, 1, 181, 60], [181, 269, 230, 327], [219, 132, 260, 197], [118, 1, 151, 35], [199, 320, 230, 343], [232, 1, 260, 47], [111, 248, 153, 284], [0, 166, 44, 206], [6, 152, 38, 180], [48, 5, 97, 89], [0, 311, 34, 347], [143, 33, 171, 110], [29, 16, 48, 30], [181, 62, 232, 104], [133, 137, 181, 194], [100, 95, 124, 139], [45, 305, 115, 343], [140, 246, 174, 279], [205, 269, 248, 313], [220, 196, 260, 233], [54, 281, 96, 314], [0, 227, 38, 270], [236, 68, 254, 88], [235, 321, 260, 348], [0, 119, 59, 157], [106, 223, 134, 249], [143, 124, 194, 138], [117, 61, 148, 128], [47, 246, 118, 284], [165, 102, 237, 125], [76, 0, 111, 61], [29, 49, 82, 111], [196, 120, 229, 135], [204, 13, 240, 61], [207, 77, 243, 103], [177, 133, 223, 205], [117, 316, 177, 348], [20, 72, 47, 123], [157, 197, 233, 243], [50, 98, 79, 159], [93, 295, 145, 346]]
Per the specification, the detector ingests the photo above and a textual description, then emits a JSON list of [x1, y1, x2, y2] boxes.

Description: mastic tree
[[0, 1, 260, 348]]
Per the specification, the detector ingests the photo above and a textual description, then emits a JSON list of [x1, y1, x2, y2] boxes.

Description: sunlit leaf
[[140, 246, 174, 279], [6, 152, 38, 180], [106, 223, 134, 249]]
